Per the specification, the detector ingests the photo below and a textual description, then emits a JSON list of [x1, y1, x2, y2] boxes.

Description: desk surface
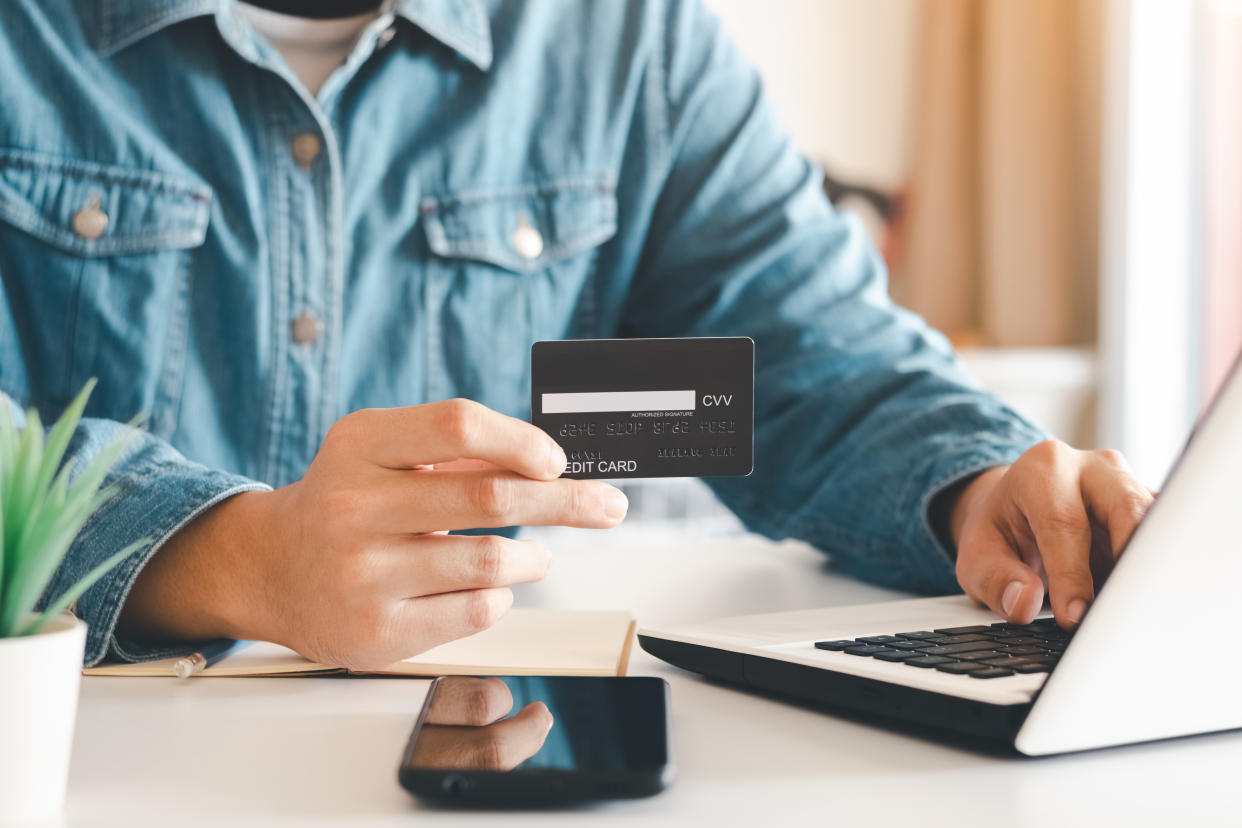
[[70, 526, 1242, 827]]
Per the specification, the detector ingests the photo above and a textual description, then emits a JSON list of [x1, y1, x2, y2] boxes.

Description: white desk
[[69, 527, 1242, 826]]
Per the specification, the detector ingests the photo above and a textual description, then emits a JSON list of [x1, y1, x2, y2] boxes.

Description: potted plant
[[0, 381, 141, 823]]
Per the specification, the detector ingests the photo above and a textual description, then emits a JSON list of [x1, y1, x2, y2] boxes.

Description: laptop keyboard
[[814, 619, 1070, 679]]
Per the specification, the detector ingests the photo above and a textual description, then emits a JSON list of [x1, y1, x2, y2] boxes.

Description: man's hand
[[118, 399, 628, 669], [412, 704, 554, 771], [412, 677, 553, 770], [949, 440, 1154, 629]]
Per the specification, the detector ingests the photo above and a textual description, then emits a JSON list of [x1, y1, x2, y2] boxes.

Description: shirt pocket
[[419, 175, 617, 415], [0, 149, 211, 436]]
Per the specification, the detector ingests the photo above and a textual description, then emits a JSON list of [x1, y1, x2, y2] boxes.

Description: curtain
[[891, 0, 1103, 348]]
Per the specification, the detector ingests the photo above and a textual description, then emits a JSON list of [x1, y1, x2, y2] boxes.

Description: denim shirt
[[0, 0, 1046, 665]]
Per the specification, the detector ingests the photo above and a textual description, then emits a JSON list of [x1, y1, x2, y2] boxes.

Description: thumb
[[956, 525, 1045, 623], [477, 702, 553, 770]]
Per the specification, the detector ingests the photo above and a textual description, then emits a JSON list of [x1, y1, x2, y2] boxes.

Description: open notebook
[[84, 609, 635, 678]]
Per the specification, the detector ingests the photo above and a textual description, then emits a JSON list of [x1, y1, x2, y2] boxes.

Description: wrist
[[200, 488, 285, 641], [117, 488, 281, 644]]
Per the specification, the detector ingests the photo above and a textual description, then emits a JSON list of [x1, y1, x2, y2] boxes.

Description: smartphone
[[398, 676, 672, 806]]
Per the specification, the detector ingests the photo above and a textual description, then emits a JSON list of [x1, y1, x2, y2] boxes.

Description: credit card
[[531, 337, 754, 479]]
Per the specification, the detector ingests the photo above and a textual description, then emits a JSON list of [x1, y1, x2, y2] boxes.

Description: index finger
[[339, 399, 566, 480], [410, 702, 553, 771]]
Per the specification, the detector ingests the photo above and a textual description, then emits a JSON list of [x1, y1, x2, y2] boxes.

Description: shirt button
[[291, 311, 322, 345], [512, 220, 543, 260], [73, 198, 109, 240], [291, 133, 321, 170]]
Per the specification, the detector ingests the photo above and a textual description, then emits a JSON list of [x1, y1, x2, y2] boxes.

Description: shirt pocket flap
[[420, 176, 617, 273], [0, 150, 211, 257]]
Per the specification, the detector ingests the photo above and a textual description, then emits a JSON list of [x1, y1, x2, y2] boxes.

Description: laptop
[[638, 355, 1242, 756]]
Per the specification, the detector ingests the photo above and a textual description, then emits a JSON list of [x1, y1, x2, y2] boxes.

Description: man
[[0, 0, 1152, 669]]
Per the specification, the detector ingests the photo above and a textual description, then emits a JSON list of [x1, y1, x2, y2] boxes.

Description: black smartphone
[[398, 676, 672, 806]]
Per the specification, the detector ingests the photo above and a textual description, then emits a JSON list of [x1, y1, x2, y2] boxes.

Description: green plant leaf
[[18, 538, 147, 636], [0, 399, 18, 602], [0, 406, 26, 619], [0, 381, 141, 638], [0, 477, 120, 633], [32, 379, 95, 504], [0, 461, 5, 604], [0, 464, 122, 630], [7, 408, 44, 549]]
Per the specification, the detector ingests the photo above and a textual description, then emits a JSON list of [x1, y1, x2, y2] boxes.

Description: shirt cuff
[[65, 465, 270, 667]]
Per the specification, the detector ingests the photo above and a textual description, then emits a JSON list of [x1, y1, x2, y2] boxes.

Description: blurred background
[[611, 0, 1242, 530]]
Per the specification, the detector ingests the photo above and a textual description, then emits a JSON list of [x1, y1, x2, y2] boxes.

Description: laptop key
[[932, 634, 991, 646], [980, 656, 1022, 667], [1001, 656, 1054, 668], [895, 631, 939, 640], [814, 640, 857, 651], [854, 635, 903, 645], [1002, 646, 1045, 656], [932, 625, 992, 635], [935, 661, 987, 674], [955, 650, 1008, 661], [969, 667, 1016, 679], [873, 650, 923, 662], [844, 645, 898, 656], [920, 641, 999, 656], [990, 624, 1036, 636], [904, 655, 955, 668], [889, 639, 937, 651], [1012, 623, 1056, 635], [1012, 662, 1054, 673]]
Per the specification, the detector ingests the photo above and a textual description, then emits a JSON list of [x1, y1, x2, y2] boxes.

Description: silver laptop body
[[640, 356, 1242, 755]]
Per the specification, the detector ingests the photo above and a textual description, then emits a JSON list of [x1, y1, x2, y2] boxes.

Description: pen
[[172, 640, 252, 678]]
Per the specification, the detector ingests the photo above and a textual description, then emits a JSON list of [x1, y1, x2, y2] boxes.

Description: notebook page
[[372, 609, 635, 676]]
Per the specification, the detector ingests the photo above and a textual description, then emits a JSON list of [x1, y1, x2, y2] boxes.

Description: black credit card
[[531, 337, 754, 479]]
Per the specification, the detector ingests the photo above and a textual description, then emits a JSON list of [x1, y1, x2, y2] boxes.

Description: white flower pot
[[0, 613, 86, 824]]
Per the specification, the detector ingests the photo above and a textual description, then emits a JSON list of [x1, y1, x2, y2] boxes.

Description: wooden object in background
[[893, 0, 979, 337], [895, 0, 1102, 348]]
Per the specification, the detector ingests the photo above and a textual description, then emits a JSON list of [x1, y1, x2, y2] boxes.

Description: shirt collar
[[89, 0, 493, 70]]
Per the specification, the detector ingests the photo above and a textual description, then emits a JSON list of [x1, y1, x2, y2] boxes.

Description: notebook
[[84, 609, 636, 678]]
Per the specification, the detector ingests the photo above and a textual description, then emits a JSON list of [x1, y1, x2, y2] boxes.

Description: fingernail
[[1067, 598, 1087, 626], [603, 487, 629, 521], [546, 441, 566, 477], [1001, 581, 1024, 617]]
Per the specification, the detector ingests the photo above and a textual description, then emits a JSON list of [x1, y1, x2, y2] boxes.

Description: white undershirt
[[238, 4, 382, 96]]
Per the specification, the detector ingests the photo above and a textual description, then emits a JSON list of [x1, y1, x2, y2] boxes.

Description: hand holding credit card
[[531, 337, 754, 479]]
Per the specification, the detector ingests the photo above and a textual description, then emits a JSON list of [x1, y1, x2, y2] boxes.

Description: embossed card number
[[531, 337, 754, 479]]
